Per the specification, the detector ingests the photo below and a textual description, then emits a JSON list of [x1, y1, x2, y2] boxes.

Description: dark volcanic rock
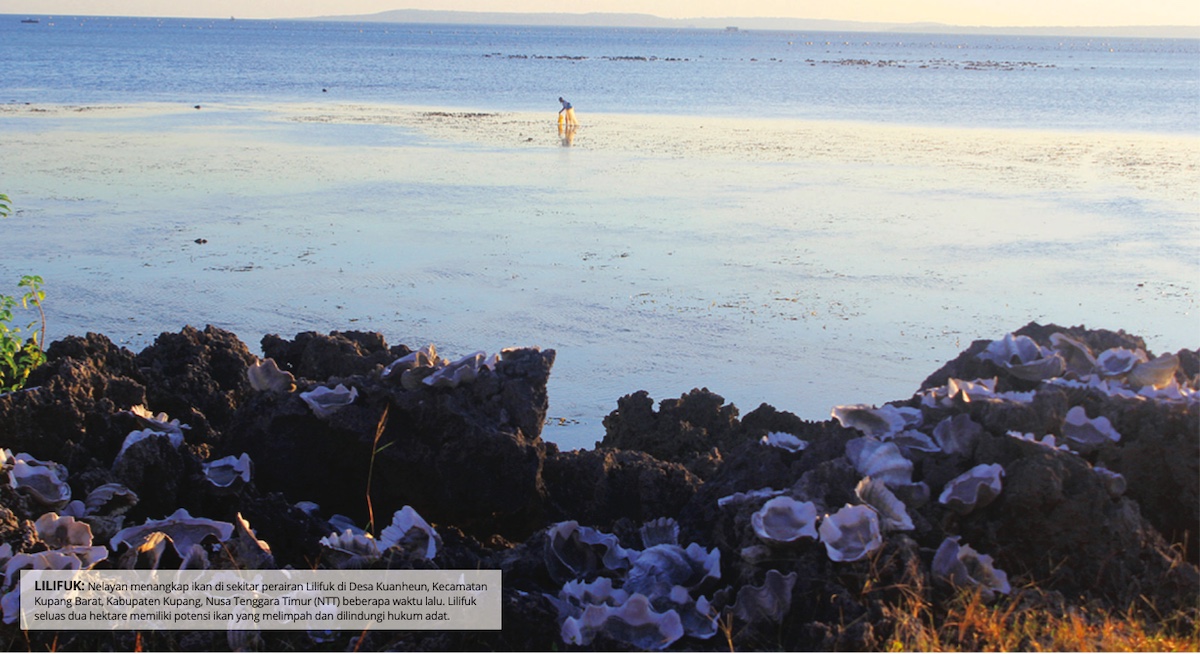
[[542, 447, 701, 528], [1096, 395, 1199, 563], [39, 332, 142, 381], [920, 321, 1150, 391], [224, 346, 555, 540], [110, 434, 190, 518], [136, 325, 257, 429], [679, 417, 856, 547], [0, 323, 1196, 652], [915, 322, 1199, 563], [939, 432, 1193, 608], [260, 330, 411, 380], [0, 333, 144, 467], [236, 491, 332, 569], [598, 388, 748, 472]]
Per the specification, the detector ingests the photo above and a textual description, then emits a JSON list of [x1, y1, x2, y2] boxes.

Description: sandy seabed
[[1, 102, 1197, 449]]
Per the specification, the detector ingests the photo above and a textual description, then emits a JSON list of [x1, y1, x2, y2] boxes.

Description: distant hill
[[310, 9, 1199, 39]]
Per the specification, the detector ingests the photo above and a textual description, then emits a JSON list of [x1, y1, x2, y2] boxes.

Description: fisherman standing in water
[[558, 97, 578, 127]]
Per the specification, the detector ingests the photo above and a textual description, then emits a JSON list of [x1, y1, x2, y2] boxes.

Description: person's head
[[558, 97, 564, 102]]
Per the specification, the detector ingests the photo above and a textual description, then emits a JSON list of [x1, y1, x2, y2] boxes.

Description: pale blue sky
[[2, 0, 1198, 26]]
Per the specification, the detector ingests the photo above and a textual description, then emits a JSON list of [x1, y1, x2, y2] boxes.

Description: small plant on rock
[[0, 194, 48, 393], [0, 275, 46, 393]]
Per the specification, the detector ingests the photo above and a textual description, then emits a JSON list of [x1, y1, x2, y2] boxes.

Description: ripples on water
[[1, 17, 1197, 450]]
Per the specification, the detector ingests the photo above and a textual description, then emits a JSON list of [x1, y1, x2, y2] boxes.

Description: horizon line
[[4, 10, 1199, 36]]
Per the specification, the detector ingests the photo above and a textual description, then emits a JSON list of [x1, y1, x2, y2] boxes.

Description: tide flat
[[1, 102, 1196, 449]]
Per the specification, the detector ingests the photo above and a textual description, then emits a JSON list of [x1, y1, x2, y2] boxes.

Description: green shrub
[[0, 275, 45, 393], [0, 194, 48, 393]]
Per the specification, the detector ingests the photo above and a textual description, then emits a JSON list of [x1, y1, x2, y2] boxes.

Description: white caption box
[[20, 569, 501, 631]]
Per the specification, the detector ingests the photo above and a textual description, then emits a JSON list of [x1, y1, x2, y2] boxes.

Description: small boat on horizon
[[21, 18, 39, 23]]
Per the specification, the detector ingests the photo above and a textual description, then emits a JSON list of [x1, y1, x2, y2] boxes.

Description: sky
[[1, 0, 1198, 26]]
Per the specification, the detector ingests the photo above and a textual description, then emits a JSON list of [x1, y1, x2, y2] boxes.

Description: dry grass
[[882, 587, 1200, 652], [364, 404, 390, 535]]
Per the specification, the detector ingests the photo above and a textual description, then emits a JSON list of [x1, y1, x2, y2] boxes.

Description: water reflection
[[558, 123, 577, 147]]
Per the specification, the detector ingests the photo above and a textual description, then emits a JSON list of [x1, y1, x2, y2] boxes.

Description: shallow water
[[2, 17, 1198, 132], [2, 104, 1196, 449], [3, 19, 1198, 449]]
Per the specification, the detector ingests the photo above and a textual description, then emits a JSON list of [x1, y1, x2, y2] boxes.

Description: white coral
[[750, 496, 819, 545], [831, 404, 916, 439], [932, 536, 1010, 601], [845, 437, 913, 487], [818, 504, 882, 562], [938, 463, 1005, 514], [379, 505, 441, 560], [855, 478, 914, 532], [8, 455, 71, 509], [759, 432, 808, 452], [202, 453, 253, 488], [247, 358, 295, 392], [110, 508, 234, 559], [300, 384, 358, 418], [1062, 406, 1121, 447]]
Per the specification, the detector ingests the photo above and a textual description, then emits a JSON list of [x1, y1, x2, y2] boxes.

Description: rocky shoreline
[[0, 322, 1196, 650]]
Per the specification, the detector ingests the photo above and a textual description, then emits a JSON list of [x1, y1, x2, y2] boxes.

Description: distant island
[[310, 9, 1198, 39]]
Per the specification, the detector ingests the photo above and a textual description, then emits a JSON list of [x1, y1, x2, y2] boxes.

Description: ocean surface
[[2, 15, 1198, 132]]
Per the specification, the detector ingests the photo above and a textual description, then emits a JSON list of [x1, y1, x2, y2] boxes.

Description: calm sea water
[[1, 15, 1198, 132]]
